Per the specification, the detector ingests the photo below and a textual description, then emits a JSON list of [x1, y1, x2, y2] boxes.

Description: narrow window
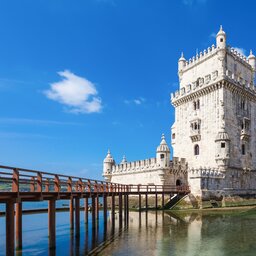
[[194, 123, 197, 130], [194, 144, 199, 155], [197, 99, 200, 109], [160, 154, 165, 159], [220, 38, 223, 42], [221, 142, 225, 148], [172, 133, 176, 139], [193, 101, 197, 110], [241, 100, 245, 110], [242, 144, 245, 155]]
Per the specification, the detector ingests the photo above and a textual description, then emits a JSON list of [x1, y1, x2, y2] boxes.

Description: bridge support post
[[138, 194, 141, 211], [119, 194, 122, 218], [15, 202, 22, 250], [75, 198, 80, 237], [6, 200, 15, 256], [155, 192, 158, 210], [91, 196, 96, 227], [111, 194, 115, 223], [70, 198, 74, 229], [123, 194, 127, 222], [126, 194, 129, 220], [96, 195, 99, 220], [103, 195, 107, 223], [145, 193, 148, 210], [162, 193, 165, 209], [48, 199, 56, 249], [84, 197, 88, 224]]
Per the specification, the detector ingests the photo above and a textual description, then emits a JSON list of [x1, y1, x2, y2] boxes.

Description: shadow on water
[[1, 207, 256, 255]]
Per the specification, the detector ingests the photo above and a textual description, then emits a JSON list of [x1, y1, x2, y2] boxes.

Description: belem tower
[[102, 26, 256, 206]]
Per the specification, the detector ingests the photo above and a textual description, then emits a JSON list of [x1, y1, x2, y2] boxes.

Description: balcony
[[240, 129, 250, 141], [190, 129, 201, 142]]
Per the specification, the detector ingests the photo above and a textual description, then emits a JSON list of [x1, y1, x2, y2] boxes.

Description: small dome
[[248, 49, 255, 59], [215, 130, 230, 142], [178, 52, 186, 62], [104, 149, 115, 163], [216, 25, 226, 37], [157, 134, 170, 153], [121, 155, 127, 164]]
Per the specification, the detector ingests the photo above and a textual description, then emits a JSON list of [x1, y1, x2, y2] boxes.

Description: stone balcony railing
[[240, 129, 250, 141]]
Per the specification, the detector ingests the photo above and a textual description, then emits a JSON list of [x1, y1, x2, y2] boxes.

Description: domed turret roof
[[216, 25, 226, 37], [121, 155, 127, 164], [157, 134, 170, 153], [104, 149, 115, 163], [248, 49, 255, 59], [178, 52, 186, 62], [215, 130, 230, 142]]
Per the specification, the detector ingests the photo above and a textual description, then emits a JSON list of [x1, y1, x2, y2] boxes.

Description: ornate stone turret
[[216, 25, 226, 77], [156, 134, 170, 168], [248, 50, 256, 85], [215, 101, 230, 169], [178, 52, 186, 78], [216, 25, 226, 49], [215, 129, 230, 169], [103, 149, 115, 181], [121, 155, 127, 164]]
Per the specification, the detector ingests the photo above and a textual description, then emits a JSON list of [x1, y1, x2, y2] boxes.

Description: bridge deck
[[0, 164, 190, 202]]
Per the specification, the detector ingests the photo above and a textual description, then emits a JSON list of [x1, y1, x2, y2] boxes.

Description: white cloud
[[44, 70, 102, 114], [125, 97, 146, 105], [233, 47, 246, 56]]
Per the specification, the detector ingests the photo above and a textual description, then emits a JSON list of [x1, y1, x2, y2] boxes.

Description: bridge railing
[[0, 165, 190, 195]]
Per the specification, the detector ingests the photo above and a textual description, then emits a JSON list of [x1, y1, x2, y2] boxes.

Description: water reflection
[[1, 208, 256, 255]]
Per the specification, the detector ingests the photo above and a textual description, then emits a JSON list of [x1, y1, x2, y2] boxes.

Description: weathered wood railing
[[0, 165, 190, 255]]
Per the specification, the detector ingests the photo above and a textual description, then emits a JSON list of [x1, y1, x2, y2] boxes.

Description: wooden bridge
[[0, 165, 190, 255]]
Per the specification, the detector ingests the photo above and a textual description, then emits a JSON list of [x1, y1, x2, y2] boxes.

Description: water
[[1, 207, 256, 255]]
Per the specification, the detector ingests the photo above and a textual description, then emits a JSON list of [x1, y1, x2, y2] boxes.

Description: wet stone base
[[173, 193, 256, 210]]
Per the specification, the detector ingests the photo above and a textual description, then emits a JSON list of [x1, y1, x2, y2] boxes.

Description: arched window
[[172, 133, 176, 139], [194, 144, 199, 155], [160, 154, 165, 159]]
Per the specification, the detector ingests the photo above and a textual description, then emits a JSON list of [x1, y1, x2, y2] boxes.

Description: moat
[[1, 206, 256, 255]]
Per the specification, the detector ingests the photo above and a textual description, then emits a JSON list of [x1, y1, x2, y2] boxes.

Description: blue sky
[[0, 0, 255, 179]]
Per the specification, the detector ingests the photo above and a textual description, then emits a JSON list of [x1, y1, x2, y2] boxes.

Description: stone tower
[[171, 26, 256, 199]]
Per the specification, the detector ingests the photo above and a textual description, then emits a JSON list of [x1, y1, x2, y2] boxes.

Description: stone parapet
[[189, 168, 225, 179]]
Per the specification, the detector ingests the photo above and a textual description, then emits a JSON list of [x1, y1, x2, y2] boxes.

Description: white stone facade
[[103, 135, 188, 188], [103, 26, 256, 202]]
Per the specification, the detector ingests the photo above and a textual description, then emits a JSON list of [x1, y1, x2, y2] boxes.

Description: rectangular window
[[242, 144, 245, 155], [221, 142, 225, 148]]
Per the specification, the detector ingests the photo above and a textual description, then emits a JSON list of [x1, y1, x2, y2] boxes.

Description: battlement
[[181, 45, 251, 72], [171, 69, 256, 105], [189, 167, 225, 179], [182, 44, 218, 71], [104, 157, 188, 176], [227, 47, 251, 67]]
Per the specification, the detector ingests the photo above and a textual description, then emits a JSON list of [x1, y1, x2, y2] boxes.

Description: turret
[[156, 134, 170, 168], [216, 25, 226, 77], [216, 25, 226, 49], [178, 52, 186, 78], [103, 149, 115, 181], [248, 50, 256, 70], [120, 155, 127, 164], [215, 129, 230, 169]]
